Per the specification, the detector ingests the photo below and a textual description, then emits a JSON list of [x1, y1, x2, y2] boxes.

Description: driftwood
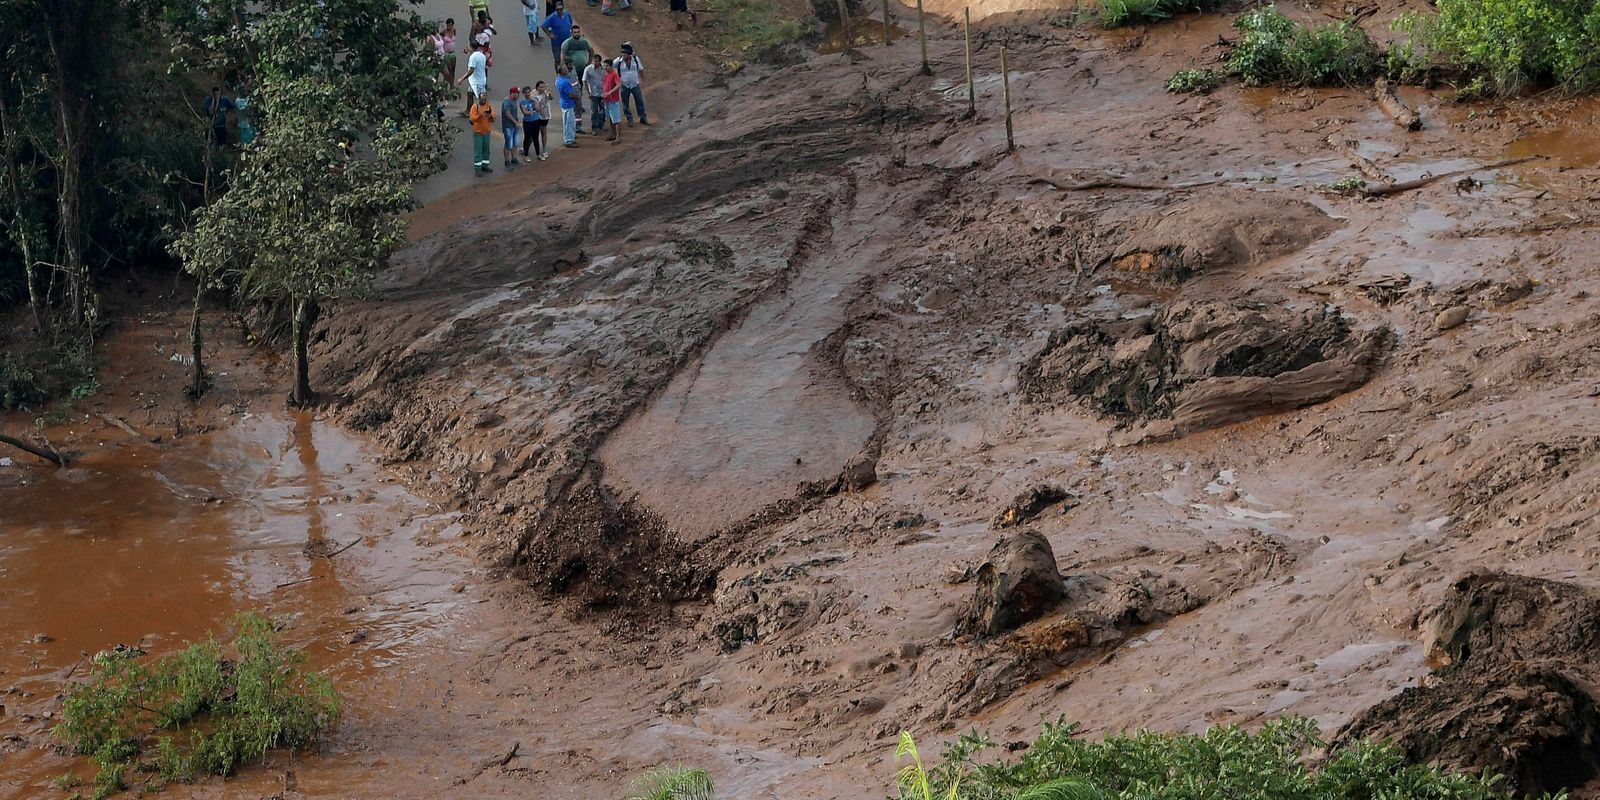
[[98, 413, 156, 443], [0, 433, 67, 466], [1360, 156, 1542, 197], [1375, 79, 1422, 131], [1029, 170, 1225, 192], [1327, 134, 1393, 184]]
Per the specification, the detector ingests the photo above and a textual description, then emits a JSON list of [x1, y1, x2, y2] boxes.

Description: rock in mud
[[1433, 306, 1469, 331], [1021, 300, 1389, 440], [992, 484, 1075, 528], [956, 529, 1064, 638], [1112, 192, 1341, 283], [1337, 573, 1600, 795], [837, 452, 878, 492]]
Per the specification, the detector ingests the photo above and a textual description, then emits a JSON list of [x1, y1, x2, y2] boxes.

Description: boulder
[[956, 530, 1064, 638]]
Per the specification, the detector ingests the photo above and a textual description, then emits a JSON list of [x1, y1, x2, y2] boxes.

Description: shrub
[[622, 766, 716, 800], [895, 716, 1538, 800], [704, 0, 810, 54], [1166, 68, 1224, 93], [54, 613, 339, 796], [1228, 6, 1379, 87], [1100, 0, 1222, 28], [1397, 0, 1600, 95]]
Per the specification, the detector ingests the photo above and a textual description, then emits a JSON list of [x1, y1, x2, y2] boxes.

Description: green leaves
[[621, 766, 717, 800], [1400, 0, 1600, 95], [1227, 6, 1379, 87]]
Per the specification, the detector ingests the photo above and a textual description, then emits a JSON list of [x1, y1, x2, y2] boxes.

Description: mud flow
[[0, 413, 465, 798]]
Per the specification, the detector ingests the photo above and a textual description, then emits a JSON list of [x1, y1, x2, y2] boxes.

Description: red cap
[[510, 87, 520, 94]]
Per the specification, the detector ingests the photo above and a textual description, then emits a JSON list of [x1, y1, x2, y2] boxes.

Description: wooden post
[[838, 0, 852, 51], [883, 0, 892, 45], [917, 0, 930, 74], [964, 6, 974, 116], [1001, 45, 1014, 152]]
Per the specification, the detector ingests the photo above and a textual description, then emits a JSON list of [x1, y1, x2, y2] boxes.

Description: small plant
[[1100, 0, 1221, 28], [1326, 176, 1368, 194], [54, 613, 339, 796], [1166, 67, 1224, 93], [621, 766, 716, 800], [1227, 6, 1379, 87]]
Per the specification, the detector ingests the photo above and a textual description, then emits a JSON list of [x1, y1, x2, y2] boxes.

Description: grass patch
[[894, 716, 1537, 800], [1227, 6, 1379, 87], [53, 613, 339, 797], [702, 0, 810, 55], [1099, 0, 1222, 28], [622, 766, 716, 800], [1166, 67, 1225, 93]]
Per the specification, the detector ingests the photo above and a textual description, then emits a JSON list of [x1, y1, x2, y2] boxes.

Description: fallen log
[[1028, 170, 1225, 192], [98, 413, 156, 443], [1361, 156, 1542, 198], [1375, 79, 1422, 131], [0, 433, 66, 466], [1326, 134, 1393, 184]]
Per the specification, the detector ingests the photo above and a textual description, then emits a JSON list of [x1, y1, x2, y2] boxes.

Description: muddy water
[[0, 413, 465, 798]]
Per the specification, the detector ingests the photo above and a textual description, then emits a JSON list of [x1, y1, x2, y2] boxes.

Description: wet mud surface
[[12, 2, 1600, 798]]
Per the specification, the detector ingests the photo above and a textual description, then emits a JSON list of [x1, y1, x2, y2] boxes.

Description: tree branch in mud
[[0, 432, 67, 466], [1375, 78, 1422, 131], [1326, 134, 1392, 185], [1027, 169, 1227, 192], [1360, 156, 1543, 198]]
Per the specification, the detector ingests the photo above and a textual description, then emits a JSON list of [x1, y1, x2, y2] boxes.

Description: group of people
[[433, 0, 654, 175]]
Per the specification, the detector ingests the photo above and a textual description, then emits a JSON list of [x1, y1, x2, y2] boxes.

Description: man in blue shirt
[[204, 87, 235, 146], [540, 0, 574, 71], [555, 65, 580, 147]]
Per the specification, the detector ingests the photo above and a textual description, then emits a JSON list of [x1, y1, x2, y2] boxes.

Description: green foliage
[[1227, 6, 1379, 87], [1099, 0, 1221, 28], [1326, 176, 1367, 194], [0, 328, 95, 411], [1394, 0, 1600, 95], [54, 613, 339, 797], [621, 766, 717, 800], [898, 716, 1535, 800], [1166, 68, 1224, 93], [703, 0, 809, 55]]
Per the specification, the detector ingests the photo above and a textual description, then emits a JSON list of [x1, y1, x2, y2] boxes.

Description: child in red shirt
[[601, 61, 622, 144]]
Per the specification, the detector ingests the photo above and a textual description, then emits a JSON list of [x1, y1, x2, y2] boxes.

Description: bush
[[1396, 0, 1600, 95], [894, 716, 1539, 800], [1100, 0, 1222, 28], [622, 766, 716, 800], [54, 613, 339, 796], [705, 0, 810, 54], [1228, 6, 1379, 87], [0, 328, 95, 411], [1166, 68, 1224, 93]]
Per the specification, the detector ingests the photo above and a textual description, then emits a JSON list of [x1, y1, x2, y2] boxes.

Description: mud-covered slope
[[314, 11, 1600, 797]]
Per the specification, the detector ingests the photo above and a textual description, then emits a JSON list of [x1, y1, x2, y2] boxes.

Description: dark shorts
[[669, 0, 687, 11]]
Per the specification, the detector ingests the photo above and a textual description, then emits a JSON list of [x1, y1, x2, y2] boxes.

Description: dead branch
[[1375, 79, 1422, 131], [98, 413, 156, 443], [1028, 171, 1226, 192], [1360, 156, 1543, 197], [1326, 134, 1393, 184], [0, 432, 67, 466]]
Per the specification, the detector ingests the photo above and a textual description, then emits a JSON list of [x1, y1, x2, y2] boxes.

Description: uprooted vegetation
[[53, 613, 339, 797], [1020, 300, 1389, 440]]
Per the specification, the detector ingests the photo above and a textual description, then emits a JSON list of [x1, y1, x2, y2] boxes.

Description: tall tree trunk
[[0, 90, 45, 333], [45, 2, 95, 328], [290, 295, 314, 407], [187, 282, 207, 398]]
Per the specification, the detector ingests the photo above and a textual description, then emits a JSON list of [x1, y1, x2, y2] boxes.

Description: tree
[[172, 76, 445, 406]]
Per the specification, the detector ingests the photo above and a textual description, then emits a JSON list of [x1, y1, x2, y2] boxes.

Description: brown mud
[[10, 1, 1600, 798]]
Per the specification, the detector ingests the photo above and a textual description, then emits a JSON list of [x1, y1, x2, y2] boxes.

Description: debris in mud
[[1021, 300, 1389, 440], [992, 484, 1076, 528], [1111, 192, 1340, 283], [956, 529, 1064, 638], [1433, 306, 1469, 331], [1337, 573, 1600, 796], [837, 452, 879, 492]]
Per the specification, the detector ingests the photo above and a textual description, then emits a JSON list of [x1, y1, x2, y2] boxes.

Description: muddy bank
[[86, 3, 1600, 797]]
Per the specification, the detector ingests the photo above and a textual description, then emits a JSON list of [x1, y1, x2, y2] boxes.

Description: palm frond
[[621, 766, 715, 800], [1014, 778, 1102, 800]]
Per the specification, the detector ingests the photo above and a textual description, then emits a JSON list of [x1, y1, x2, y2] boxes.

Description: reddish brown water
[[0, 412, 467, 798]]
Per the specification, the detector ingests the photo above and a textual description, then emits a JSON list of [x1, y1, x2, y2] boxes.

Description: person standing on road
[[472, 11, 496, 68], [518, 85, 542, 161], [563, 23, 593, 73], [530, 80, 552, 159], [555, 64, 580, 147], [582, 52, 606, 135], [601, 59, 622, 144], [541, 1, 574, 71], [455, 38, 488, 116], [521, 0, 543, 43], [501, 87, 523, 169], [469, 92, 495, 174], [613, 43, 648, 126], [468, 0, 490, 25], [432, 20, 458, 89]]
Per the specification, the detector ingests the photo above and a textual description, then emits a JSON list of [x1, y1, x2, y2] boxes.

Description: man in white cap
[[613, 42, 648, 126]]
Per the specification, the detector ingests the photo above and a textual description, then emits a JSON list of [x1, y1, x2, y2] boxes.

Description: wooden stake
[[838, 0, 852, 51], [883, 0, 892, 45], [1001, 45, 1013, 152], [917, 0, 930, 74], [964, 6, 974, 116]]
